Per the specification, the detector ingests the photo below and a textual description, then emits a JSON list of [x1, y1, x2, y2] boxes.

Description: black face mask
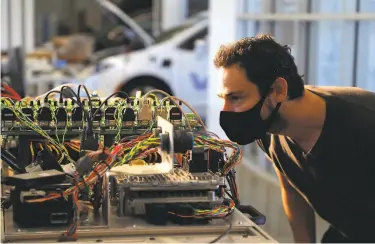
[[219, 95, 282, 145]]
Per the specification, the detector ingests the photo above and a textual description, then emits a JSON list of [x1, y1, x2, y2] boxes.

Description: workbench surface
[[2, 206, 277, 243]]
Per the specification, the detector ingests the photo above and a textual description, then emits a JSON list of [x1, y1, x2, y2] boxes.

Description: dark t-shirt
[[257, 86, 375, 241]]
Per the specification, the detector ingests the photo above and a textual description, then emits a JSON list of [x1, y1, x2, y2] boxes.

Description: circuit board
[[112, 168, 223, 191]]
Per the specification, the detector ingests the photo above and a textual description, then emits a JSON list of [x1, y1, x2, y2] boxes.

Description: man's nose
[[222, 100, 233, 112]]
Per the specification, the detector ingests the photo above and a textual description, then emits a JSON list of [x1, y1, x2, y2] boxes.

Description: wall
[[161, 0, 188, 31], [237, 0, 375, 92], [236, 160, 329, 242], [207, 0, 237, 138], [1, 0, 34, 53]]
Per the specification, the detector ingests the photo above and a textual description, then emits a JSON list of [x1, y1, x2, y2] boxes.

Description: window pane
[[308, 0, 357, 86], [237, 0, 271, 38], [273, 0, 309, 81], [356, 0, 375, 92]]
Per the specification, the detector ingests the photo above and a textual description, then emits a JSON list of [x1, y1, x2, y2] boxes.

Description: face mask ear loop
[[262, 84, 282, 123], [265, 102, 282, 128]]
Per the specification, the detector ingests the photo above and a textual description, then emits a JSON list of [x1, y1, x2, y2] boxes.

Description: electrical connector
[[55, 107, 67, 128], [21, 107, 34, 121], [80, 131, 99, 151], [122, 106, 136, 127], [25, 162, 43, 173], [104, 106, 116, 127], [76, 155, 95, 176], [138, 99, 153, 126], [37, 106, 53, 128], [169, 106, 182, 121], [155, 106, 168, 120], [62, 163, 76, 175]]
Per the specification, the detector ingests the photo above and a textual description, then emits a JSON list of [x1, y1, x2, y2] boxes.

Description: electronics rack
[[1, 93, 202, 169], [1, 85, 276, 243]]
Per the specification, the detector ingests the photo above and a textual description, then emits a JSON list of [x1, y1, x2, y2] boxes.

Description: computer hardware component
[[5, 169, 66, 189], [11, 182, 74, 227], [0, 85, 248, 242], [110, 168, 225, 217]]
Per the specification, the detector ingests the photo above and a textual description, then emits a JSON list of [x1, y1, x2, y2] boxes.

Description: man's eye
[[230, 96, 241, 101]]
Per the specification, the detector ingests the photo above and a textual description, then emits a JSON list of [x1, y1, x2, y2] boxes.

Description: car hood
[[106, 42, 173, 65]]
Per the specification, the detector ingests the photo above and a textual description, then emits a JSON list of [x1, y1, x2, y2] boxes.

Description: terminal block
[[137, 99, 153, 127]]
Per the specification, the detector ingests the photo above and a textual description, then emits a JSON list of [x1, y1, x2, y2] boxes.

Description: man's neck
[[278, 89, 327, 151]]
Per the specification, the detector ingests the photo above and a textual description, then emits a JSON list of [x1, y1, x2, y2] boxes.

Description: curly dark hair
[[213, 34, 304, 99]]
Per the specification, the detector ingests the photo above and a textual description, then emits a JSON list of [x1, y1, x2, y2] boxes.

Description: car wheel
[[120, 77, 173, 100]]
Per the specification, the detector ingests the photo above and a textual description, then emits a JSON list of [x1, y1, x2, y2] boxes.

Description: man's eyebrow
[[217, 91, 244, 98]]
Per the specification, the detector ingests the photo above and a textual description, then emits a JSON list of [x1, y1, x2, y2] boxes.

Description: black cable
[[224, 189, 234, 200], [226, 175, 239, 205], [77, 85, 94, 136], [59, 85, 85, 106], [58, 85, 70, 101], [44, 90, 78, 105], [1, 151, 25, 173], [2, 148, 17, 162], [60, 86, 93, 134], [77, 84, 93, 116], [60, 86, 86, 112], [92, 91, 130, 118], [209, 218, 232, 243]]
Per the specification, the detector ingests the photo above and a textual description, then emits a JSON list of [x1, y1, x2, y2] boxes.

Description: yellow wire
[[142, 90, 192, 130], [30, 143, 34, 161]]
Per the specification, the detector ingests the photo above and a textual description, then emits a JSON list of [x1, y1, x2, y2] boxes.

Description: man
[[214, 34, 375, 243]]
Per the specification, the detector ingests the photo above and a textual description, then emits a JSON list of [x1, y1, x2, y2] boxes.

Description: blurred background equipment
[[1, 47, 26, 100]]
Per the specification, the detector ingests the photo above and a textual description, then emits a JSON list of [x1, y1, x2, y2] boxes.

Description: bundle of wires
[[65, 187, 79, 238], [168, 199, 236, 220], [25, 133, 241, 202], [194, 134, 242, 175], [28, 133, 240, 228], [2, 86, 243, 239], [64, 141, 80, 153], [1, 82, 21, 100], [1, 97, 74, 165]]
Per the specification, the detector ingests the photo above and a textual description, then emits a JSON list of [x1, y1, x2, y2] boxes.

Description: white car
[[84, 0, 209, 117]]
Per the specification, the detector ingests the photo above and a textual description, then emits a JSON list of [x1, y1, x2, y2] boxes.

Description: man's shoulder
[[305, 85, 375, 113]]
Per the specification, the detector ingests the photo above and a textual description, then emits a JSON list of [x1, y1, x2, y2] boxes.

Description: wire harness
[[1, 84, 242, 240]]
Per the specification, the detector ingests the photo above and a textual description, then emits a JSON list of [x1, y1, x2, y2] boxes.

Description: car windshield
[[98, 4, 130, 32], [153, 23, 194, 43], [95, 2, 146, 42]]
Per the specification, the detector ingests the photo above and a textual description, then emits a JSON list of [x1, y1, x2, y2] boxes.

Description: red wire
[[1, 93, 21, 101], [1, 83, 21, 100], [2, 83, 20, 96]]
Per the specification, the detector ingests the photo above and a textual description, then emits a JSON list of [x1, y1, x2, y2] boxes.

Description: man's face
[[218, 65, 262, 113], [218, 65, 288, 132]]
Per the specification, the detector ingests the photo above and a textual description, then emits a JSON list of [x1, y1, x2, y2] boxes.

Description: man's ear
[[270, 77, 288, 104]]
